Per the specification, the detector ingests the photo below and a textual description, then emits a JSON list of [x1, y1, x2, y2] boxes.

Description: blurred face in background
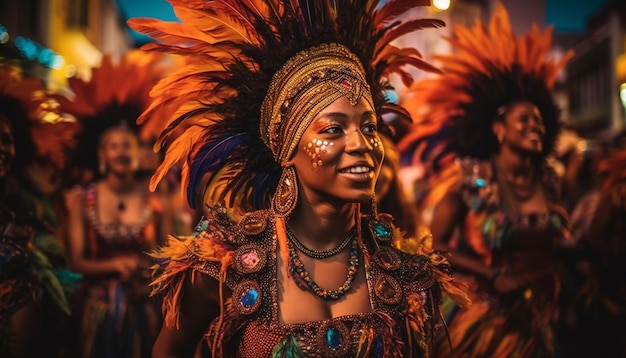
[[0, 116, 15, 178], [493, 100, 545, 154], [99, 127, 140, 177]]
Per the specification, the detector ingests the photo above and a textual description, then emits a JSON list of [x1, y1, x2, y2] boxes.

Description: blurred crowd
[[1, 4, 625, 358]]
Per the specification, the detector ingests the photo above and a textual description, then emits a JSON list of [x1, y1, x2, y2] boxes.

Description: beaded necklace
[[286, 227, 354, 259], [288, 236, 359, 300]]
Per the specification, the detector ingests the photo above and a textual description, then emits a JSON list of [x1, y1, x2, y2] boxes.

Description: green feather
[[270, 335, 305, 358]]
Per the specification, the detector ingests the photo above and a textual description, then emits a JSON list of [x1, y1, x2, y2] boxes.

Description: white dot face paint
[[304, 138, 334, 170]]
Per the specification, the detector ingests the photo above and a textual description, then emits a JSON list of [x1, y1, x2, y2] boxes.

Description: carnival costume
[[56, 51, 172, 358], [0, 63, 78, 355], [130, 0, 470, 356], [397, 3, 572, 357]]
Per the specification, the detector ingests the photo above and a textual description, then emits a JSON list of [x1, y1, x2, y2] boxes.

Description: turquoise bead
[[241, 288, 259, 307], [325, 327, 342, 350], [373, 222, 391, 238]]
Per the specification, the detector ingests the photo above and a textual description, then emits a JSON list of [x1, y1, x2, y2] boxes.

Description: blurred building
[[562, 0, 626, 141], [0, 0, 132, 90]]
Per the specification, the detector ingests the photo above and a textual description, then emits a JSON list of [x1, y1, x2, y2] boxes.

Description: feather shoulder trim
[[150, 204, 271, 328], [393, 227, 472, 309]]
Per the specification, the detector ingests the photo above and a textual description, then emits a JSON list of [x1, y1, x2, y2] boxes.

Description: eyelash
[[363, 123, 377, 133], [320, 123, 377, 135]]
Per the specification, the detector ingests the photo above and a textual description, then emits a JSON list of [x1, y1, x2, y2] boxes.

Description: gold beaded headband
[[260, 43, 374, 164]]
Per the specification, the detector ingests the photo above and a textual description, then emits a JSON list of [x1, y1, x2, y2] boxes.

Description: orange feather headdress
[[129, 0, 445, 210], [54, 50, 174, 181], [0, 62, 78, 173], [397, 2, 574, 207]]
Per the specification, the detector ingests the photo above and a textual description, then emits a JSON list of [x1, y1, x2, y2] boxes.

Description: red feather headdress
[[129, 0, 445, 209]]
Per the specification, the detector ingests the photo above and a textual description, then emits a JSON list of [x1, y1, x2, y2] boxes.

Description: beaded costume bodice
[[153, 206, 451, 357], [456, 159, 570, 263], [83, 184, 156, 259]]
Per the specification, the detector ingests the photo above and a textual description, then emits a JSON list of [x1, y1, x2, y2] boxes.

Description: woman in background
[[67, 125, 165, 358], [0, 64, 75, 358], [59, 53, 175, 358], [399, 4, 573, 356]]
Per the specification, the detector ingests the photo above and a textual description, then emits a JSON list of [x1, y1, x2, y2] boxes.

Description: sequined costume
[[152, 205, 468, 357], [73, 184, 163, 358]]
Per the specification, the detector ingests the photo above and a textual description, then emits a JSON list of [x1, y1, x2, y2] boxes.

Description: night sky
[[116, 0, 613, 45], [546, 0, 611, 32]]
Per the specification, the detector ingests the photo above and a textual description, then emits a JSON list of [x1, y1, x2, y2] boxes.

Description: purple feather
[[187, 133, 249, 208]]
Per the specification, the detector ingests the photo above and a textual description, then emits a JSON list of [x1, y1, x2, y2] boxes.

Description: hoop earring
[[272, 166, 298, 217], [99, 159, 106, 175]]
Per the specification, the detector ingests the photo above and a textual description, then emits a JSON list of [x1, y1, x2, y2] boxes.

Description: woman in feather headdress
[[0, 62, 77, 357], [129, 0, 470, 357], [398, 3, 573, 357], [58, 51, 176, 358]]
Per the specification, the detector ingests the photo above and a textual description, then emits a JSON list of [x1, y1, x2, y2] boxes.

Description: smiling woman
[[399, 3, 574, 357], [128, 0, 470, 357]]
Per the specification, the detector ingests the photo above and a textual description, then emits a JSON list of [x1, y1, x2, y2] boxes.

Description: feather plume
[[399, 2, 573, 212], [131, 0, 442, 209], [54, 51, 176, 183]]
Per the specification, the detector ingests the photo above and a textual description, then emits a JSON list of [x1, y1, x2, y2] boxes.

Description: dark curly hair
[[448, 65, 561, 165]]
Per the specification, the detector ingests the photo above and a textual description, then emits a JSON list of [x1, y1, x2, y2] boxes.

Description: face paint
[[292, 96, 383, 204], [369, 137, 382, 149], [304, 138, 335, 170]]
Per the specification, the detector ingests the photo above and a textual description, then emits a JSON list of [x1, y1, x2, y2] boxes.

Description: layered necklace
[[286, 228, 359, 300], [287, 227, 354, 259]]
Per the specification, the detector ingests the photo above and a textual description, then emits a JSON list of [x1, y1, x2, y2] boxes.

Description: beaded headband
[[260, 43, 374, 164]]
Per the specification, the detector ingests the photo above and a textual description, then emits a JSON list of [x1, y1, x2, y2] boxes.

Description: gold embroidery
[[260, 43, 374, 164]]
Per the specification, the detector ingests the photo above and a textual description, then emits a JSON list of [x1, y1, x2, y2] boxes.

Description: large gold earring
[[272, 166, 298, 218]]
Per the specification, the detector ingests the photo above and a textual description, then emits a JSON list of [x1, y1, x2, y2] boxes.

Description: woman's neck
[[494, 146, 535, 179], [103, 172, 136, 193], [287, 199, 357, 249]]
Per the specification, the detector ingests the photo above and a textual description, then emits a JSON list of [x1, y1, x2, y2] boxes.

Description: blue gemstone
[[474, 178, 486, 188], [325, 327, 342, 350], [241, 288, 259, 307], [374, 223, 391, 238]]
